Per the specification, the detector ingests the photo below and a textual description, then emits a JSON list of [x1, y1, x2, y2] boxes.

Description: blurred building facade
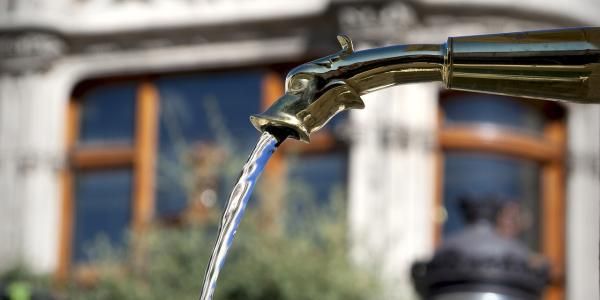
[[0, 0, 598, 299]]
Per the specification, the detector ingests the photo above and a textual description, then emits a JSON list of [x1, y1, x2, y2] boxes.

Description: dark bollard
[[411, 198, 550, 300]]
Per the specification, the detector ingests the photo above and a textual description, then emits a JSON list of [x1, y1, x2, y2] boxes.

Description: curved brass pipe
[[251, 27, 600, 143]]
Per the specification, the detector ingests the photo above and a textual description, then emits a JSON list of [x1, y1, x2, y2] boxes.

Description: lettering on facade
[[343, 124, 435, 151], [568, 152, 600, 177]]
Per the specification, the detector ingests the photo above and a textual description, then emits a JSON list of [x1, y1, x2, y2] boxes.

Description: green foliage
[[0, 267, 52, 300], [63, 200, 379, 300]]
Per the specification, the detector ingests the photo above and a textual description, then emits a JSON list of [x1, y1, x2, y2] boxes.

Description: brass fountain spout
[[251, 27, 600, 142]]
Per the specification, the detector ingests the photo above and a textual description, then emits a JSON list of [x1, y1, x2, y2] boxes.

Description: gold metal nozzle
[[250, 94, 310, 142], [250, 34, 442, 142], [251, 35, 367, 143], [251, 28, 600, 142]]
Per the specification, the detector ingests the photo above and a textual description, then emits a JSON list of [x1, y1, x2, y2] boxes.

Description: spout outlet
[[250, 79, 365, 143]]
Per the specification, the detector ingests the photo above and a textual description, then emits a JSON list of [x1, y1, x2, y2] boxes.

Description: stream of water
[[198, 131, 279, 300]]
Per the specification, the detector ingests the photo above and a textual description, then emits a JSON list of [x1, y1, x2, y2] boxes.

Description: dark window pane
[[155, 71, 264, 218], [287, 152, 348, 208], [442, 93, 545, 136], [73, 169, 132, 262], [78, 83, 136, 145], [155, 175, 187, 219], [442, 152, 540, 250]]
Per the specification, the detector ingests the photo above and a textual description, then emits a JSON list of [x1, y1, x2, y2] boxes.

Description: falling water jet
[[198, 131, 286, 300]]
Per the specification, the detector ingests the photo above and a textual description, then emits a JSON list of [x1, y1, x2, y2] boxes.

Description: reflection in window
[[155, 71, 264, 218], [442, 93, 545, 136], [73, 169, 132, 262], [442, 152, 540, 250], [78, 83, 136, 145]]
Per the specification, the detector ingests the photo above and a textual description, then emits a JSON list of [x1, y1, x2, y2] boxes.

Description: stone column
[[0, 74, 25, 272], [0, 31, 68, 273], [566, 104, 600, 300], [348, 83, 438, 299], [339, 4, 438, 298]]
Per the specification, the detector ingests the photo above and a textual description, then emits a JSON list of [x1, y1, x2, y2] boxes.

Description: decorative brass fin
[[336, 35, 354, 55], [296, 79, 364, 137]]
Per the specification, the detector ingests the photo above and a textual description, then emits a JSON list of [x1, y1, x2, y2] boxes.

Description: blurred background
[[0, 0, 598, 299]]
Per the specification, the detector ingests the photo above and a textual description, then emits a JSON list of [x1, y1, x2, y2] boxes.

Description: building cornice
[[1, 0, 597, 74], [0, 0, 329, 35]]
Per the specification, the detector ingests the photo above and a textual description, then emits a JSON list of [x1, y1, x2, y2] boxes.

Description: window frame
[[57, 79, 159, 280], [57, 70, 288, 280], [434, 91, 566, 300]]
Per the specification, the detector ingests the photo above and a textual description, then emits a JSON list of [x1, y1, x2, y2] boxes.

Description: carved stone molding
[[337, 1, 419, 44], [334, 0, 583, 45], [0, 0, 586, 74], [0, 31, 66, 73]]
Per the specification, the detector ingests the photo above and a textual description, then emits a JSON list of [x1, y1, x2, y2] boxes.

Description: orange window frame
[[433, 92, 566, 300], [57, 80, 159, 280], [57, 71, 287, 279]]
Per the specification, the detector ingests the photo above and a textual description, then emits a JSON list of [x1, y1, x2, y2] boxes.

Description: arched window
[[58, 69, 274, 278], [57, 68, 351, 282]]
